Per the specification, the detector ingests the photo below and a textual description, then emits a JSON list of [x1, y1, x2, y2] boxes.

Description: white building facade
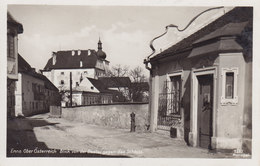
[[15, 55, 60, 117], [42, 39, 109, 92]]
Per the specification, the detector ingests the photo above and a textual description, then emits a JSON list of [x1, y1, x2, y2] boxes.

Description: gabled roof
[[71, 78, 100, 93], [63, 77, 117, 94], [43, 76, 60, 92], [44, 50, 107, 70], [98, 77, 131, 88], [88, 78, 117, 93], [18, 54, 58, 91], [7, 11, 23, 34], [18, 54, 32, 72], [150, 7, 253, 61]]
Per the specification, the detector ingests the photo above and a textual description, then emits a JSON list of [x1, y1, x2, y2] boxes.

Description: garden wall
[[62, 103, 149, 131]]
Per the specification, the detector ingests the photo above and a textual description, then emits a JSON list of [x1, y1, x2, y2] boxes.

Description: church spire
[[98, 37, 102, 50], [97, 37, 106, 59]]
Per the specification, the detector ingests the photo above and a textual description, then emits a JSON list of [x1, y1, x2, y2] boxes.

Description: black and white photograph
[[1, 1, 260, 166]]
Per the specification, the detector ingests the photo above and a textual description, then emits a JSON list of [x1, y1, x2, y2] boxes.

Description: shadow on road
[[7, 117, 129, 158]]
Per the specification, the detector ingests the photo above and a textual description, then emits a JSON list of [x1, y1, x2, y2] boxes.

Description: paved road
[[7, 113, 245, 158]]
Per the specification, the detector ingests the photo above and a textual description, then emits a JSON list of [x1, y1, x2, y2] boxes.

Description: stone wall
[[62, 103, 149, 131], [50, 106, 62, 118]]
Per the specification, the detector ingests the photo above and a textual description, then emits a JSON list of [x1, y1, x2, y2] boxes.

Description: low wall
[[62, 103, 149, 131], [50, 106, 62, 118]]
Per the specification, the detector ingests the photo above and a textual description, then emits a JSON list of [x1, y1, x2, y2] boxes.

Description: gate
[[158, 80, 181, 128]]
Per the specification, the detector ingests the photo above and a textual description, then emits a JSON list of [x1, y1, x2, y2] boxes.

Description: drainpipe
[[144, 6, 224, 67], [70, 72, 72, 107], [144, 6, 224, 132]]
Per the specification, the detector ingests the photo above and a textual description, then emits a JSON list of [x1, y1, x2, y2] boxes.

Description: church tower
[[97, 38, 107, 59]]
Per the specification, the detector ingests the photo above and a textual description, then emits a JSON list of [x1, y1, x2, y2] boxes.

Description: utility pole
[[70, 72, 72, 107]]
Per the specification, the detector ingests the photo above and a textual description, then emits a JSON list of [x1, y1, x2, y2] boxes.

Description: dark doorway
[[197, 74, 213, 149]]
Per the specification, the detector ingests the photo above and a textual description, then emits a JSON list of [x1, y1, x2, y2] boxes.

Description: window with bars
[[158, 75, 182, 126]]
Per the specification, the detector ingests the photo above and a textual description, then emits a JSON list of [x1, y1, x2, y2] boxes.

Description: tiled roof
[[18, 54, 32, 72], [131, 82, 149, 91], [44, 50, 103, 70], [150, 7, 253, 61], [18, 54, 58, 91], [193, 22, 249, 44], [7, 11, 23, 34], [98, 77, 131, 88], [87, 77, 117, 94]]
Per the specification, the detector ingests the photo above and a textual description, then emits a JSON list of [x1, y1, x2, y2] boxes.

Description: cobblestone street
[[7, 113, 244, 158]]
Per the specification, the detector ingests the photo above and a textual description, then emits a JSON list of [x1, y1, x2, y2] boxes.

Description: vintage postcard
[[1, 0, 259, 166]]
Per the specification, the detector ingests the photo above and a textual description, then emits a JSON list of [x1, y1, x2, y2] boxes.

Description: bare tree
[[128, 66, 149, 102], [106, 64, 129, 77], [129, 66, 147, 83], [104, 65, 149, 102]]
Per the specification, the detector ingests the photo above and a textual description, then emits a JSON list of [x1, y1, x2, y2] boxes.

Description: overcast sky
[[8, 5, 230, 76]]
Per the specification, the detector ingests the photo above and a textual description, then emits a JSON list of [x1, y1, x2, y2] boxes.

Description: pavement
[[7, 113, 248, 158]]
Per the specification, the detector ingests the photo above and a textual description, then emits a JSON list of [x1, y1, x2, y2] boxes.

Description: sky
[[7, 5, 230, 76]]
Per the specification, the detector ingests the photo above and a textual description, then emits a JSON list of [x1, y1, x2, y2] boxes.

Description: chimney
[[52, 52, 56, 65], [78, 49, 81, 55]]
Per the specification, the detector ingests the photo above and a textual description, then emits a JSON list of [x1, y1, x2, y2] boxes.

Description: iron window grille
[[158, 80, 181, 126]]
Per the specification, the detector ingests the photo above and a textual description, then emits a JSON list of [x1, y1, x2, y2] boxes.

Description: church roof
[[97, 38, 107, 59], [43, 49, 105, 70], [97, 49, 107, 59]]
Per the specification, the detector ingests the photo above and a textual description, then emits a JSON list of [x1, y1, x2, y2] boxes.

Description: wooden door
[[197, 74, 213, 149]]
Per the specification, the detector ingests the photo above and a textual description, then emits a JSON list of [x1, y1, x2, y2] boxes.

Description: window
[[168, 75, 182, 117], [80, 61, 83, 67], [221, 68, 238, 105], [7, 34, 15, 58], [225, 72, 234, 99], [61, 72, 64, 75], [76, 82, 79, 86], [158, 72, 183, 121], [60, 80, 64, 85]]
